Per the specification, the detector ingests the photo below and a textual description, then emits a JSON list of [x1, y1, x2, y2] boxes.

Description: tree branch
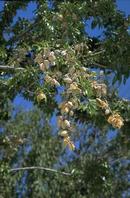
[[10, 166, 72, 176], [91, 50, 105, 56], [0, 65, 24, 71], [8, 18, 41, 45], [90, 62, 107, 68]]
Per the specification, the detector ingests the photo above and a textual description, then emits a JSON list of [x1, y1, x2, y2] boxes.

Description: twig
[[0, 65, 24, 71], [90, 62, 107, 68], [10, 166, 72, 176], [91, 50, 105, 56]]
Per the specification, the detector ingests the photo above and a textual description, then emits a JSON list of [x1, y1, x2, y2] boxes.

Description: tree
[[1, 106, 129, 197], [0, 0, 130, 197]]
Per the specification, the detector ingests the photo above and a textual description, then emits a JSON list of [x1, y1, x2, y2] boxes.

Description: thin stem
[[0, 65, 24, 71], [90, 62, 107, 68], [91, 50, 105, 56], [10, 166, 72, 176]]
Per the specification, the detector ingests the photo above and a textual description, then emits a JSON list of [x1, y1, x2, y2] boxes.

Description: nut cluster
[[35, 46, 124, 150], [96, 98, 124, 129]]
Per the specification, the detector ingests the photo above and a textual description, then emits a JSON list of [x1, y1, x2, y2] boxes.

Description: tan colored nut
[[63, 77, 73, 84], [48, 51, 56, 63], [69, 110, 74, 116], [63, 120, 71, 128], [57, 116, 63, 127], [43, 60, 49, 69], [105, 109, 110, 115], [51, 79, 60, 86], [39, 62, 46, 71], [61, 107, 69, 114], [37, 92, 47, 102], [60, 130, 69, 137], [67, 101, 73, 108]]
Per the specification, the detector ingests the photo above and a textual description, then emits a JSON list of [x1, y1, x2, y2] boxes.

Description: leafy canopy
[[0, 0, 130, 197]]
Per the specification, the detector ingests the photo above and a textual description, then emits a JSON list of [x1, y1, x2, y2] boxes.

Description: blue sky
[[117, 0, 130, 16]]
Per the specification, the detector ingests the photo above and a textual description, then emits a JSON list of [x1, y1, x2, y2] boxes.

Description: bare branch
[[0, 65, 24, 71], [90, 62, 107, 68], [10, 166, 72, 176], [91, 50, 105, 56]]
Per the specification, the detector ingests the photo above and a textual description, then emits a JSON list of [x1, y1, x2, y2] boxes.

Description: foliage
[[0, 107, 129, 197], [0, 0, 130, 197]]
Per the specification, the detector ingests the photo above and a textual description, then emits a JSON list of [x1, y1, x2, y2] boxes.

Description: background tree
[[0, 0, 130, 197]]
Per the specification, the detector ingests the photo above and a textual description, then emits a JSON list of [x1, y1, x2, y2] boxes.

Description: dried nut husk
[[70, 82, 78, 88], [70, 98, 79, 109], [45, 75, 60, 86], [61, 50, 67, 56], [58, 14, 63, 21], [63, 137, 75, 150], [64, 107, 70, 114], [63, 77, 72, 84], [88, 50, 92, 54], [69, 66, 76, 74], [80, 67, 87, 72], [69, 110, 74, 116], [60, 130, 68, 137], [39, 62, 46, 71], [59, 101, 73, 109], [96, 98, 109, 109], [37, 92, 47, 102], [43, 48, 50, 58], [49, 51, 55, 56], [92, 82, 107, 96], [51, 61, 56, 66], [55, 50, 61, 55], [107, 113, 124, 129], [35, 53, 43, 64], [99, 84, 107, 96], [105, 109, 110, 115], [45, 75, 52, 83], [59, 102, 66, 109], [75, 44, 80, 51], [48, 51, 56, 63], [51, 79, 60, 86], [61, 107, 69, 114], [55, 71, 62, 78], [63, 120, 71, 128], [57, 116, 63, 127], [68, 82, 81, 93], [43, 60, 50, 69], [67, 101, 73, 108]]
